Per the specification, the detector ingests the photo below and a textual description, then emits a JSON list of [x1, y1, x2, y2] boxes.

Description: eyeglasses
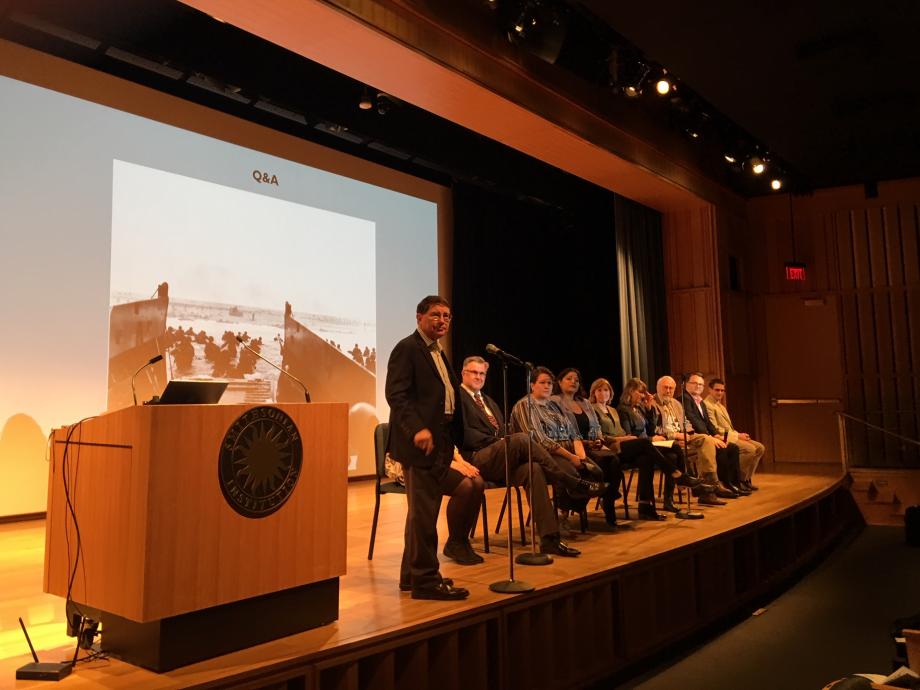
[[427, 313, 451, 322], [463, 369, 486, 377]]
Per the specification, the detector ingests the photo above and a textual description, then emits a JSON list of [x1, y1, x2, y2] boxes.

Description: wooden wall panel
[[662, 206, 725, 380], [745, 180, 920, 468]]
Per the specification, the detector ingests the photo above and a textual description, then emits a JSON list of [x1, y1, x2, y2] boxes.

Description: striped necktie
[[474, 392, 499, 430]]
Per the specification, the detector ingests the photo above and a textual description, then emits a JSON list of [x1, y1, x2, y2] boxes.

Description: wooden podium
[[44, 402, 348, 671]]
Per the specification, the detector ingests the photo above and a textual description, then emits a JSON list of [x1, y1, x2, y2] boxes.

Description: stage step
[[848, 468, 920, 526]]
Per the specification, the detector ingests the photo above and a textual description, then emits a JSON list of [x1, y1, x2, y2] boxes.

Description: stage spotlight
[[512, 4, 537, 37], [376, 92, 392, 115], [622, 61, 650, 98], [358, 87, 373, 110], [749, 156, 766, 175], [655, 71, 672, 95], [771, 178, 783, 190], [724, 153, 737, 164]]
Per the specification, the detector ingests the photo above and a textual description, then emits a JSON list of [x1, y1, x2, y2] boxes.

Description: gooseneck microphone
[[484, 343, 530, 368], [131, 354, 164, 406], [236, 335, 311, 402]]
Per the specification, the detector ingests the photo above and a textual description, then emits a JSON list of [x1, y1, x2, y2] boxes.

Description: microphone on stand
[[484, 343, 530, 368], [131, 355, 164, 406], [235, 335, 311, 402]]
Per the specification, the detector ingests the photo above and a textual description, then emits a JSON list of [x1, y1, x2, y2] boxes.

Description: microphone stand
[[516, 361, 552, 566], [676, 375, 703, 519], [131, 355, 163, 406], [236, 336, 311, 402], [489, 356, 535, 594]]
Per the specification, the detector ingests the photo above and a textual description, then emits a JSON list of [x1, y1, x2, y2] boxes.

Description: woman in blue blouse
[[512, 367, 621, 526]]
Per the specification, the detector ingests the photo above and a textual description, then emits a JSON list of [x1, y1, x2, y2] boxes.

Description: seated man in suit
[[705, 378, 764, 491], [457, 356, 607, 557], [680, 372, 749, 497], [653, 375, 727, 506]]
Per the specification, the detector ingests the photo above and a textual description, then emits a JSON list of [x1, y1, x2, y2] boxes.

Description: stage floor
[[0, 472, 844, 689]]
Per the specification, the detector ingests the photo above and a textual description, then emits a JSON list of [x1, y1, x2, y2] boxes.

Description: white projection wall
[[0, 46, 445, 517]]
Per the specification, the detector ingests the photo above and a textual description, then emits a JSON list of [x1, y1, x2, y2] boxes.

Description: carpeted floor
[[611, 525, 920, 690]]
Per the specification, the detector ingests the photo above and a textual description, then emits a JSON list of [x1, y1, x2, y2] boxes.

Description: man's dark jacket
[[385, 330, 461, 468]]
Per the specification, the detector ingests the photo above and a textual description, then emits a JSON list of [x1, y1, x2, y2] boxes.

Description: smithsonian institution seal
[[218, 406, 303, 518]]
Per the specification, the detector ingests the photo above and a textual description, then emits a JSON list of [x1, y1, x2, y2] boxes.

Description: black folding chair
[[367, 422, 405, 560]]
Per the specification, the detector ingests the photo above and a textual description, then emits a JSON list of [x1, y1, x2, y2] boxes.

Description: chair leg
[[622, 471, 633, 520], [515, 486, 526, 546], [496, 491, 509, 534], [580, 508, 588, 533], [368, 492, 381, 560], [480, 494, 490, 553]]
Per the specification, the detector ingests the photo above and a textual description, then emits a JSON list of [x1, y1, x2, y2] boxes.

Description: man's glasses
[[463, 370, 486, 377], [427, 313, 452, 322]]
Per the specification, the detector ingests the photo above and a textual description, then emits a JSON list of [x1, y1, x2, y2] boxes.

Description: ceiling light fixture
[[655, 70, 672, 95], [358, 87, 373, 110], [512, 3, 538, 37], [376, 92, 392, 115], [622, 61, 650, 98], [749, 156, 766, 175], [771, 178, 783, 191]]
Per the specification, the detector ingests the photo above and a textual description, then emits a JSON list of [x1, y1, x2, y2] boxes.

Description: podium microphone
[[235, 335, 311, 402], [484, 343, 530, 368], [131, 354, 163, 406]]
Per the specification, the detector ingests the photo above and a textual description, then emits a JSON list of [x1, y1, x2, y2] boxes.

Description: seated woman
[[608, 377, 702, 517], [510, 367, 617, 524], [388, 448, 486, 569], [550, 368, 631, 523]]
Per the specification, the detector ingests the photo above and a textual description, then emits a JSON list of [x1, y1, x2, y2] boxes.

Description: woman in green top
[[589, 378, 700, 516]]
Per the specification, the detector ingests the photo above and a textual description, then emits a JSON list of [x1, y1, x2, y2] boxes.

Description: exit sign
[[785, 262, 807, 281]]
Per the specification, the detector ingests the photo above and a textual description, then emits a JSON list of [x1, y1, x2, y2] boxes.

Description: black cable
[[59, 416, 97, 638]]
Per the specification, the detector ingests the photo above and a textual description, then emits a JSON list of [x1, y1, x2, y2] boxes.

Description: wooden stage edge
[[1, 472, 861, 690]]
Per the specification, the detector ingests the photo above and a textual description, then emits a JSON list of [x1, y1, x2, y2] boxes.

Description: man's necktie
[[474, 392, 499, 430]]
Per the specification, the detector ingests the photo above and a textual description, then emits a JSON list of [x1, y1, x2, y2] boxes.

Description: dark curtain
[[614, 194, 669, 386], [450, 182, 623, 411]]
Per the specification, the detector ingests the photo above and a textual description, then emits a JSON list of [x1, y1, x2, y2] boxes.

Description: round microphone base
[[489, 579, 535, 594], [515, 552, 553, 566], [676, 509, 705, 520]]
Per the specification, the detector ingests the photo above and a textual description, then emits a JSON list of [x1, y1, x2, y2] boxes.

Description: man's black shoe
[[411, 583, 470, 601], [743, 480, 759, 491], [715, 486, 739, 499], [730, 483, 752, 496], [691, 484, 716, 497], [571, 479, 610, 499], [400, 577, 452, 592], [565, 477, 610, 500], [661, 500, 680, 513], [443, 540, 484, 565], [698, 494, 727, 506], [638, 504, 667, 521], [540, 535, 581, 557], [675, 474, 703, 488]]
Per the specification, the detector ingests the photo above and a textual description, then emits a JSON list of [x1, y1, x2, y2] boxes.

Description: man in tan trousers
[[704, 378, 765, 491]]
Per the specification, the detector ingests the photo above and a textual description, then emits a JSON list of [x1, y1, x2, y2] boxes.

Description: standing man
[[386, 296, 472, 601], [457, 356, 607, 557], [705, 378, 764, 491]]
